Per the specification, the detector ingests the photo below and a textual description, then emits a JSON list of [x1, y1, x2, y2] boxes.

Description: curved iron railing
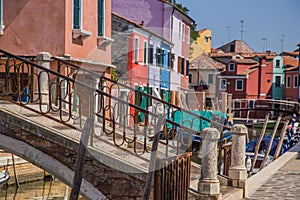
[[0, 49, 227, 159]]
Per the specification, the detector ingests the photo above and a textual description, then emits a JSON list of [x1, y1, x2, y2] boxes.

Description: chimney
[[140, 20, 144, 27]]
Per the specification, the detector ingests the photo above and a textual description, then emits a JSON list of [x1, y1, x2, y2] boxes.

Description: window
[[286, 76, 291, 88], [235, 79, 244, 91], [275, 76, 281, 87], [208, 74, 214, 84], [182, 23, 185, 41], [156, 48, 163, 67], [205, 36, 209, 43], [293, 75, 298, 88], [220, 79, 227, 90], [73, 0, 82, 29], [134, 37, 139, 62], [188, 74, 192, 84], [98, 0, 104, 36], [248, 99, 255, 109], [148, 44, 154, 64], [187, 26, 190, 44], [143, 41, 148, 64], [275, 59, 280, 68], [228, 63, 235, 71], [230, 44, 235, 52], [179, 22, 181, 39]]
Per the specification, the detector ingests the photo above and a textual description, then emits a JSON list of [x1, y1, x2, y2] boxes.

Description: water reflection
[[0, 178, 85, 200]]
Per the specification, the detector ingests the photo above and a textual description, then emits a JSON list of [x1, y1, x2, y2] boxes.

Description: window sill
[[72, 29, 92, 40], [0, 25, 5, 36], [97, 36, 114, 46]]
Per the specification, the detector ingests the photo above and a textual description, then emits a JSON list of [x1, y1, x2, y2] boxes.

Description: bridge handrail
[[0, 49, 216, 157], [51, 56, 224, 128]]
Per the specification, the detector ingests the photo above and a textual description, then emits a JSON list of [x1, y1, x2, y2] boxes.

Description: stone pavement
[[247, 141, 300, 199]]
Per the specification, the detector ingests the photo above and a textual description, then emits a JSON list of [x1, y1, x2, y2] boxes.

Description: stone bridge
[[0, 49, 252, 200], [0, 105, 147, 199]]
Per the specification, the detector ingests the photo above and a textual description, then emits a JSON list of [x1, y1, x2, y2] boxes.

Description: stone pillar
[[229, 124, 248, 197], [198, 128, 221, 199], [199, 92, 205, 111], [37, 52, 51, 104], [221, 92, 228, 113]]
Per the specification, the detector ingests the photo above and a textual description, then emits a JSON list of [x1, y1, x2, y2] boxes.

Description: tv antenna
[[262, 38, 268, 52], [226, 26, 231, 42], [280, 34, 285, 52], [240, 20, 244, 40]]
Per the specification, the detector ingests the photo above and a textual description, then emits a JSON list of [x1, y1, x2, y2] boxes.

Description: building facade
[[190, 29, 212, 61], [112, 0, 194, 105]]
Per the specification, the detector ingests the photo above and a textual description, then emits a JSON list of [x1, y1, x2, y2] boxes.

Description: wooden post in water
[[249, 113, 270, 176], [144, 114, 165, 200], [274, 120, 289, 160], [260, 115, 282, 170], [11, 154, 19, 188], [69, 117, 94, 200]]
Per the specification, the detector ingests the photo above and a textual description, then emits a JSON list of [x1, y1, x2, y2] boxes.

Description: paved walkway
[[247, 141, 300, 199]]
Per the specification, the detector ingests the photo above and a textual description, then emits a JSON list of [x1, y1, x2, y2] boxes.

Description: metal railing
[[154, 152, 192, 200], [0, 49, 227, 156]]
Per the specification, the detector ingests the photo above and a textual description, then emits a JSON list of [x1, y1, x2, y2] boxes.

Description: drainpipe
[[170, 6, 175, 43]]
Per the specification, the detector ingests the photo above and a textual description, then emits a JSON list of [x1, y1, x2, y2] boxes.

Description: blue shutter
[[73, 0, 80, 29], [98, 0, 104, 36]]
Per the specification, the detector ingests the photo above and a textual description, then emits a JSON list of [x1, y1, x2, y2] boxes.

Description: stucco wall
[[0, 0, 65, 55], [65, 0, 112, 64]]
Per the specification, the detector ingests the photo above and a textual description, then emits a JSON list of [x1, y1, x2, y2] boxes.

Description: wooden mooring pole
[[248, 113, 270, 176], [260, 115, 282, 170]]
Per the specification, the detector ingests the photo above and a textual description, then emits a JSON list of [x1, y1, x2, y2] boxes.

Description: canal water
[[0, 178, 85, 200]]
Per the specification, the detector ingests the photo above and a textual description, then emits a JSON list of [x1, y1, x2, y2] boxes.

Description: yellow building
[[190, 29, 212, 61]]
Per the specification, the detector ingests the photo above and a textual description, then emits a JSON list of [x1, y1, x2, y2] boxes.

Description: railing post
[[229, 124, 248, 198], [37, 52, 51, 104], [197, 128, 221, 199]]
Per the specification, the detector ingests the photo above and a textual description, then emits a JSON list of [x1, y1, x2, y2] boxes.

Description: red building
[[218, 56, 274, 118], [284, 56, 299, 102]]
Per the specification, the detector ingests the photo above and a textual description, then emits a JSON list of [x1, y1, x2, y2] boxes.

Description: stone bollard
[[229, 124, 248, 197], [37, 52, 51, 104], [197, 128, 221, 200]]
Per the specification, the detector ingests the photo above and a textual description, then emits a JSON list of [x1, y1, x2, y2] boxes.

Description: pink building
[[0, 0, 113, 74]]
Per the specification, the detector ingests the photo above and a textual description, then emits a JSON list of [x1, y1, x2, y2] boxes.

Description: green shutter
[[98, 0, 104, 36], [148, 45, 154, 64], [0, 0, 3, 26], [143, 42, 147, 63], [73, 0, 80, 29]]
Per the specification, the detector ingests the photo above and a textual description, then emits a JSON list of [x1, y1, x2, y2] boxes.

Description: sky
[[177, 0, 300, 53]]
